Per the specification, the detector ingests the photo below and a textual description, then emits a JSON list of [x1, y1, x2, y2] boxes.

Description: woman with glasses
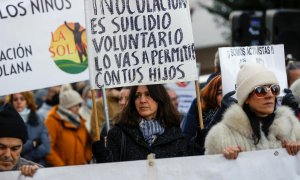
[[45, 85, 92, 166], [205, 63, 300, 159], [6, 92, 50, 166]]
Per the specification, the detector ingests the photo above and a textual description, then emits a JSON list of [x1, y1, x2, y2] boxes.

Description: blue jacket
[[22, 113, 50, 166], [181, 98, 223, 141]]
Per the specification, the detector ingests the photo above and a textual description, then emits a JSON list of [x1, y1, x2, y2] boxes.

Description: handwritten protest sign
[[0, 0, 89, 96], [219, 44, 287, 97], [84, 0, 197, 89]]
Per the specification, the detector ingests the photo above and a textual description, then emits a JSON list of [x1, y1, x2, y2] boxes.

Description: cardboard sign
[[84, 0, 197, 89], [219, 44, 287, 97], [0, 0, 89, 96]]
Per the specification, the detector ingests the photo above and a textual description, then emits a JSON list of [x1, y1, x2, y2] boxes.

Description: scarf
[[57, 106, 81, 128], [139, 119, 165, 146], [19, 108, 30, 123]]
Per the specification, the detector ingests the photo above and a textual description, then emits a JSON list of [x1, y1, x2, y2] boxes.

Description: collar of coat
[[116, 124, 185, 148], [49, 106, 85, 129], [222, 104, 299, 140]]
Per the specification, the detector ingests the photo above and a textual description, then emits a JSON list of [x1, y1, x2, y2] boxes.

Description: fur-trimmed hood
[[222, 104, 300, 141], [205, 104, 300, 155]]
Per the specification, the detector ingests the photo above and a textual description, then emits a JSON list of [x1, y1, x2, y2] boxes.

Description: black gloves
[[221, 91, 238, 112], [194, 128, 209, 148], [281, 88, 299, 116], [92, 136, 109, 163], [32, 138, 41, 149]]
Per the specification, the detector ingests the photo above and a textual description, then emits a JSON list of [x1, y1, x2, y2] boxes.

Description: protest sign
[[84, 0, 198, 89], [0, 0, 89, 96], [219, 44, 287, 97], [1, 148, 299, 180]]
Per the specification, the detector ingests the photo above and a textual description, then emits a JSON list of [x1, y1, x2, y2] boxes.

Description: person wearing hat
[[6, 91, 50, 167], [45, 85, 92, 166], [0, 104, 42, 177], [205, 63, 300, 159]]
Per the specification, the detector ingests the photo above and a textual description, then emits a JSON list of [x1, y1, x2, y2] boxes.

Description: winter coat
[[90, 96, 119, 142], [45, 106, 92, 166], [11, 158, 43, 171], [22, 113, 50, 166], [181, 98, 222, 141], [106, 124, 200, 162], [37, 103, 52, 122], [205, 104, 300, 154]]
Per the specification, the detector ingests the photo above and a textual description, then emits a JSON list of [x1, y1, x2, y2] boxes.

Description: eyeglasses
[[252, 84, 280, 98]]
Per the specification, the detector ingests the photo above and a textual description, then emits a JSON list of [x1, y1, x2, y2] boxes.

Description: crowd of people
[[1, 54, 300, 177]]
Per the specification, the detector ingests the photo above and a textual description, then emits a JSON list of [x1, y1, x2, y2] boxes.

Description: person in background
[[165, 87, 179, 110], [92, 85, 203, 163], [118, 87, 131, 110], [290, 78, 300, 120], [37, 86, 61, 121], [205, 63, 300, 159], [286, 55, 300, 87], [0, 96, 5, 106], [34, 88, 47, 109], [181, 74, 223, 141], [0, 104, 42, 177], [100, 87, 131, 137], [90, 88, 121, 142], [45, 85, 92, 166], [205, 51, 221, 85], [79, 85, 92, 134], [6, 92, 50, 166]]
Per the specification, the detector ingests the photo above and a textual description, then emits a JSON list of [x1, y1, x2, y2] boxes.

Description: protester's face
[[167, 90, 178, 109], [0, 138, 22, 171], [216, 85, 223, 107], [119, 89, 130, 110], [245, 85, 277, 117], [12, 93, 27, 112], [110, 89, 120, 99], [135, 86, 158, 120], [85, 91, 92, 100], [68, 103, 81, 115]]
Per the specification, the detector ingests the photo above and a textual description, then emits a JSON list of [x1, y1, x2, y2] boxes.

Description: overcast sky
[[189, 0, 229, 48]]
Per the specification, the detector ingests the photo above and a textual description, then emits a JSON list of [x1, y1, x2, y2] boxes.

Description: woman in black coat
[[93, 84, 201, 162]]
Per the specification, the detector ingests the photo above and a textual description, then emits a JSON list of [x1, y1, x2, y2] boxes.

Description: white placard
[[219, 44, 287, 97], [0, 0, 89, 96], [84, 0, 197, 89], [1, 149, 300, 180]]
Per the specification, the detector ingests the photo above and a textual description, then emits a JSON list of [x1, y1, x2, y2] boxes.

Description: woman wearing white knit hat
[[205, 63, 300, 159], [45, 84, 92, 166]]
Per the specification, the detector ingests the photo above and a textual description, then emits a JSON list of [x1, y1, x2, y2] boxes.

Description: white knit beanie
[[59, 84, 83, 109], [236, 63, 279, 105]]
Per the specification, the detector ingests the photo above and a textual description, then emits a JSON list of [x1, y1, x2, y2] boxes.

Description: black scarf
[[243, 104, 276, 145]]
